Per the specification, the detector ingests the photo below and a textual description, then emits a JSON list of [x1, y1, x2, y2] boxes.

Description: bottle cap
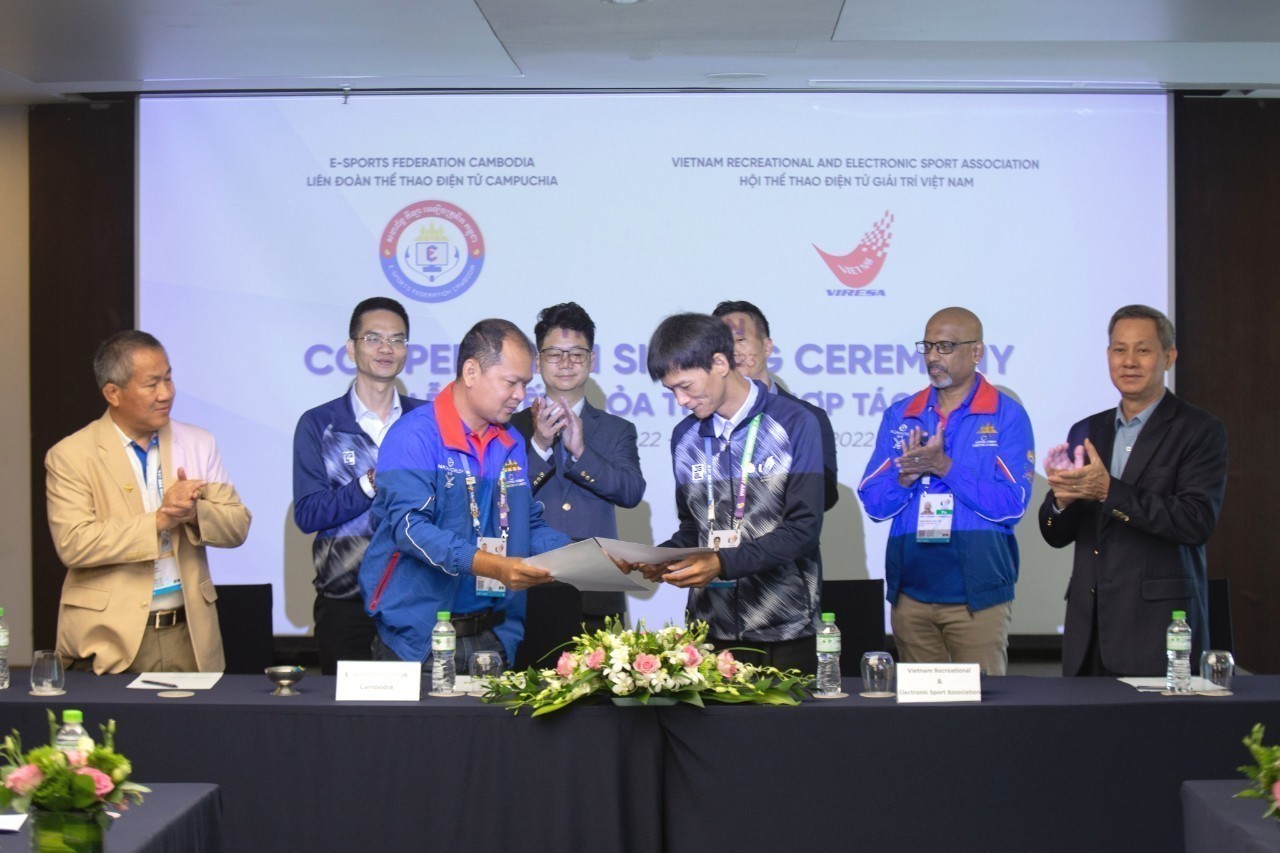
[[0, 606, 4, 617], [437, 611, 451, 621], [820, 612, 835, 622], [62, 709, 83, 724], [1172, 610, 1186, 620]]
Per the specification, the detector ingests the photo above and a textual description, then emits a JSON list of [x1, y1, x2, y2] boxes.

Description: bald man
[[858, 308, 1034, 675]]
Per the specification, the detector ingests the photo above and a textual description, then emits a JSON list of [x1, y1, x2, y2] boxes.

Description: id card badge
[[708, 529, 740, 550], [475, 537, 508, 597], [707, 529, 739, 588], [916, 493, 954, 544], [152, 555, 183, 596]]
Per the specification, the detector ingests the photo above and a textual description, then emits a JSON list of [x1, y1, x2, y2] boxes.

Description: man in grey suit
[[511, 303, 646, 627], [1039, 304, 1228, 676]]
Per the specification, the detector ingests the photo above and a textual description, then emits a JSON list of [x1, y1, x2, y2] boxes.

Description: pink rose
[[1272, 780, 1280, 805], [584, 647, 606, 670], [716, 650, 738, 679], [680, 644, 703, 668], [633, 653, 661, 675], [64, 750, 86, 767], [4, 763, 44, 796], [556, 651, 576, 679], [75, 767, 114, 799]]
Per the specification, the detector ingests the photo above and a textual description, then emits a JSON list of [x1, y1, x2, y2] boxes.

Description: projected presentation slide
[[138, 92, 1170, 636]]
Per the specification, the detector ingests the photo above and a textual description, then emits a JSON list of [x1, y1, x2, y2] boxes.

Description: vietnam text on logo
[[380, 201, 485, 303], [813, 211, 894, 295]]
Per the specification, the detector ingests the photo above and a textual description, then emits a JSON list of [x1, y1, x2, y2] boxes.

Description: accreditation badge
[[152, 555, 183, 596], [915, 493, 954, 544], [475, 536, 508, 597]]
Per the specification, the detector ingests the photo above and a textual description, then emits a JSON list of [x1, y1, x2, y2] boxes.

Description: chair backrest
[[819, 578, 886, 676], [1207, 577, 1234, 654], [513, 582, 584, 671], [216, 584, 275, 674]]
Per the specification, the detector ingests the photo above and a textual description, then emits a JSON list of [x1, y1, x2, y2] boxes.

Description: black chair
[[215, 584, 275, 674], [513, 582, 584, 671], [1207, 577, 1234, 654], [819, 578, 886, 676]]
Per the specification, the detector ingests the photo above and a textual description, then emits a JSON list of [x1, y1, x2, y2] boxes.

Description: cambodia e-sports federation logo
[[380, 200, 485, 303], [813, 211, 893, 292]]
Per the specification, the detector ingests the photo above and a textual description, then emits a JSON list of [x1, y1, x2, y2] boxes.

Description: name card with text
[[895, 663, 982, 704], [335, 661, 422, 701]]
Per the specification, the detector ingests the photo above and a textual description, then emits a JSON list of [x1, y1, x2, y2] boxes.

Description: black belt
[[149, 607, 185, 629], [451, 610, 504, 638]]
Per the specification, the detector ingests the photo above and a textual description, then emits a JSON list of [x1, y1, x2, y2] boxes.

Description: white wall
[[0, 106, 32, 666]]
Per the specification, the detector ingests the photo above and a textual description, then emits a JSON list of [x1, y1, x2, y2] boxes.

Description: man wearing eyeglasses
[[858, 307, 1034, 675], [292, 297, 426, 674], [510, 302, 646, 627]]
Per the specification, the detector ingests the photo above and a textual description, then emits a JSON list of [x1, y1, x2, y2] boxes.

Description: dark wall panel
[[1175, 95, 1280, 673], [28, 101, 135, 648]]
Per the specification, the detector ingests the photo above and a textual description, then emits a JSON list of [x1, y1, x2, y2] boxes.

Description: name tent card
[[335, 661, 421, 701], [895, 663, 982, 703]]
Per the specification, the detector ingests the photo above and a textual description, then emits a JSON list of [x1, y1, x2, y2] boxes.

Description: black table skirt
[[0, 672, 662, 853], [2, 673, 1278, 852], [6, 783, 222, 853], [1182, 779, 1280, 853]]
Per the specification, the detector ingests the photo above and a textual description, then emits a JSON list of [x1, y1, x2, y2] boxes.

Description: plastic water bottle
[[0, 606, 9, 690], [54, 709, 88, 754], [430, 611, 456, 695], [816, 612, 842, 695], [1166, 609, 1192, 693]]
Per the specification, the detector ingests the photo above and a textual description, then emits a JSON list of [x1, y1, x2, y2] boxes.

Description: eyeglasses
[[357, 334, 408, 349], [540, 347, 591, 365], [915, 340, 978, 355]]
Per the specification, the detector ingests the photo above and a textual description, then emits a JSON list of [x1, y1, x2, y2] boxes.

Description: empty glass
[[1200, 649, 1234, 691], [467, 651, 503, 697], [30, 650, 66, 696], [860, 651, 895, 698]]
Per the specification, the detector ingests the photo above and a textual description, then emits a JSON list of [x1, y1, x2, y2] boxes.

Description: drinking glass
[[860, 651, 895, 698], [467, 651, 503, 697], [30, 650, 66, 695], [1200, 650, 1234, 691]]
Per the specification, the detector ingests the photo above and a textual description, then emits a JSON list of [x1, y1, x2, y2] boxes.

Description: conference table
[[2, 673, 1277, 852], [3, 783, 223, 853]]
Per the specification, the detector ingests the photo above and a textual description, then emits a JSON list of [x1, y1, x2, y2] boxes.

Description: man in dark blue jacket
[[293, 297, 426, 674], [511, 302, 645, 628], [641, 313, 825, 673], [859, 307, 1034, 676]]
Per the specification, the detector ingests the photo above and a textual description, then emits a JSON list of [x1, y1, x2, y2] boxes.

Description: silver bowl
[[265, 665, 305, 696]]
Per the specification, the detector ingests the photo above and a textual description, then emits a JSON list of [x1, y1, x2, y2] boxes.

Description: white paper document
[[126, 672, 224, 690], [0, 812, 29, 832], [1120, 676, 1228, 694], [523, 537, 711, 592]]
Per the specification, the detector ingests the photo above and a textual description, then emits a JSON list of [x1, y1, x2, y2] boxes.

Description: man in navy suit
[[511, 302, 646, 626], [1039, 304, 1228, 677], [293, 297, 426, 674]]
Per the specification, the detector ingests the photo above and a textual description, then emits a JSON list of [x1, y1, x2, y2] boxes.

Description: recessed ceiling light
[[705, 72, 767, 80]]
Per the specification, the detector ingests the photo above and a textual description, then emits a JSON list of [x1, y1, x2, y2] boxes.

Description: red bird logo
[[813, 211, 894, 288]]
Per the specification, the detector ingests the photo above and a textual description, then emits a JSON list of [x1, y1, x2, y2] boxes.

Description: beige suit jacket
[[45, 411, 252, 674]]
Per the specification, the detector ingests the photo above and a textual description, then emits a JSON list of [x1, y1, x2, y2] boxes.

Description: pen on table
[[142, 679, 179, 688]]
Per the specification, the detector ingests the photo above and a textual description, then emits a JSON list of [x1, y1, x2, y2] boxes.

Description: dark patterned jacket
[[292, 390, 426, 599], [662, 380, 824, 642]]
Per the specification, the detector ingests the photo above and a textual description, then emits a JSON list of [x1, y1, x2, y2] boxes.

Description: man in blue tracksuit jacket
[[858, 307, 1034, 675], [358, 319, 568, 668]]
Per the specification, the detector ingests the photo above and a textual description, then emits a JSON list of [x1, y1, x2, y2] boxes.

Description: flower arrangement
[[0, 711, 149, 828], [1238, 723, 1280, 822], [483, 618, 811, 715]]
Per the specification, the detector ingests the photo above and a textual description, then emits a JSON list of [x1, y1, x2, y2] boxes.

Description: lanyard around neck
[[457, 453, 509, 540], [702, 413, 762, 530]]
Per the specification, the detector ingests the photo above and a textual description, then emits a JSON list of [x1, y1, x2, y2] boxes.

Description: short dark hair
[[711, 300, 771, 338], [1109, 304, 1175, 350], [533, 302, 596, 349], [349, 297, 410, 341], [93, 330, 165, 390], [646, 313, 734, 382], [457, 318, 537, 379]]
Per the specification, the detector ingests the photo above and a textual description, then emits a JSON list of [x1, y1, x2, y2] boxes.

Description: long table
[[2, 674, 1277, 852], [5, 783, 222, 853]]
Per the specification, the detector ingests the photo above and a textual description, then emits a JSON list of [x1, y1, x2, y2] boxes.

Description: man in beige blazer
[[45, 331, 251, 674]]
